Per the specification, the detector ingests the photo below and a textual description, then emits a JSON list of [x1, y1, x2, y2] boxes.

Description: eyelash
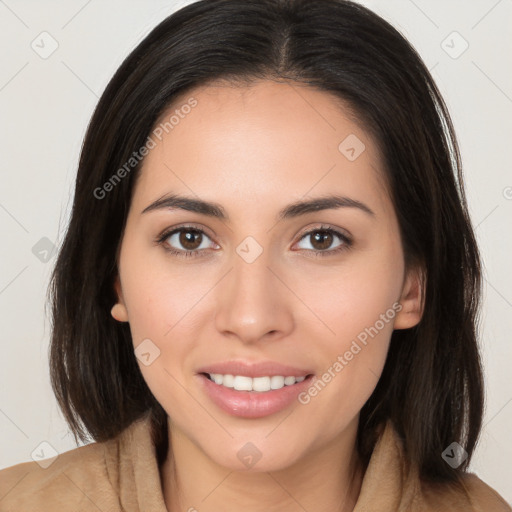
[[156, 224, 353, 259]]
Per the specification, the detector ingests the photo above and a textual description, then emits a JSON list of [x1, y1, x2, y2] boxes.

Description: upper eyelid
[[160, 223, 215, 242]]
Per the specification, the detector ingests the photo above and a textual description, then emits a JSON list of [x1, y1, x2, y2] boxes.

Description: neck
[[160, 417, 365, 512]]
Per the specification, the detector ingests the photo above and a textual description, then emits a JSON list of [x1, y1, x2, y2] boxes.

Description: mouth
[[200, 372, 314, 392], [196, 369, 315, 419]]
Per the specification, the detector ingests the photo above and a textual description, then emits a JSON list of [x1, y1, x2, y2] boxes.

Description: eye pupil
[[180, 229, 202, 250], [311, 230, 333, 250]]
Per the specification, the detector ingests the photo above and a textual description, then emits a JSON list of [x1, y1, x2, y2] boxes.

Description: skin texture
[[111, 80, 424, 512]]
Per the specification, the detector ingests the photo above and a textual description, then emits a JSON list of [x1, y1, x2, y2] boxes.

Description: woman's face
[[112, 80, 422, 471]]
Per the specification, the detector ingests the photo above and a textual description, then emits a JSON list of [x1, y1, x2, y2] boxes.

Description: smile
[[204, 373, 307, 392], [198, 372, 315, 418]]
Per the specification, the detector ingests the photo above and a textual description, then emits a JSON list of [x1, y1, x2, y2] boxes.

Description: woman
[[0, 0, 510, 510]]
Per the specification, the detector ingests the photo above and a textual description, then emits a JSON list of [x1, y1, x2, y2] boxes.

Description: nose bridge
[[232, 246, 273, 300], [214, 242, 293, 342]]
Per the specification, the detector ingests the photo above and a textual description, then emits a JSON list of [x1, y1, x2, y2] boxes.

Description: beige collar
[[105, 415, 481, 512]]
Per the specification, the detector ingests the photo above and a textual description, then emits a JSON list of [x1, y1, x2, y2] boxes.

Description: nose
[[214, 250, 295, 345]]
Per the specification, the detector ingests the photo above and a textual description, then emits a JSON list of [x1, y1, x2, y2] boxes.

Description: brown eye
[[295, 227, 352, 256], [160, 227, 215, 255], [177, 229, 203, 250], [309, 230, 334, 251]]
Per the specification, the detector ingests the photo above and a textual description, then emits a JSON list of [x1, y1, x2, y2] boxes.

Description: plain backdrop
[[0, 0, 511, 503]]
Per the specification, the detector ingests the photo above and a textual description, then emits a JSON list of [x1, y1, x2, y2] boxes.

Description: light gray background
[[0, 0, 511, 503]]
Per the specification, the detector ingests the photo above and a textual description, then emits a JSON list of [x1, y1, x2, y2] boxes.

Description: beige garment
[[0, 414, 510, 511]]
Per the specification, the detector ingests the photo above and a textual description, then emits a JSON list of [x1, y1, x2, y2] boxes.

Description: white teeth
[[270, 376, 285, 389], [212, 374, 224, 385], [253, 376, 271, 392], [233, 375, 252, 391], [207, 373, 307, 392], [222, 374, 234, 387]]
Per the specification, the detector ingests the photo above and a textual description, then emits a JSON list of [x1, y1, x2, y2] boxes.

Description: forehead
[[132, 80, 391, 218]]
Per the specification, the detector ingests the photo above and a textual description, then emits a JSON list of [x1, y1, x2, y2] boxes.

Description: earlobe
[[393, 265, 425, 330], [111, 275, 129, 322], [111, 303, 129, 322]]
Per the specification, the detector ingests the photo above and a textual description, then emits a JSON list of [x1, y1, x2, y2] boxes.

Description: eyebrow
[[141, 193, 375, 221]]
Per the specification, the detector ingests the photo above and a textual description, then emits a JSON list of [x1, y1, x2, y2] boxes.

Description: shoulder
[[419, 472, 512, 512], [360, 420, 511, 512], [0, 437, 122, 512]]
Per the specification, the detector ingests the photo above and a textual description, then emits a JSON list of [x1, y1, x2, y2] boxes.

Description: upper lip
[[196, 360, 314, 378]]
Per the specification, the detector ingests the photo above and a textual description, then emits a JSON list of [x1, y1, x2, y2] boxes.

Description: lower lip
[[197, 373, 314, 418]]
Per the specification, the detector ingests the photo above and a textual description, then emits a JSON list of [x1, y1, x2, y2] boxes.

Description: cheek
[[119, 259, 211, 418], [295, 244, 403, 348], [120, 245, 212, 342], [291, 240, 403, 405], [301, 270, 396, 389], [118, 250, 215, 397], [293, 273, 398, 439]]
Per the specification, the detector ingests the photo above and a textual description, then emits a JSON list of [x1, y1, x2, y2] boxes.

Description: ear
[[393, 265, 425, 330], [111, 274, 129, 322]]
